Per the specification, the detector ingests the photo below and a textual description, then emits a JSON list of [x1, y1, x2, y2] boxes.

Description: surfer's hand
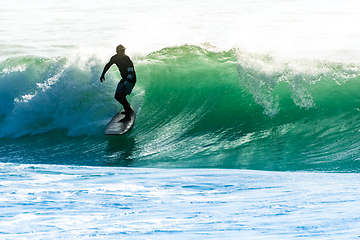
[[100, 75, 105, 83]]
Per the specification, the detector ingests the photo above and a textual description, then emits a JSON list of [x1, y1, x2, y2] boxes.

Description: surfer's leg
[[115, 82, 127, 108], [120, 91, 131, 113], [115, 89, 131, 121], [114, 82, 123, 103], [114, 81, 134, 121], [115, 90, 130, 110]]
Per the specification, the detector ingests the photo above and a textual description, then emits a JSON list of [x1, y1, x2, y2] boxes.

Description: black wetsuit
[[102, 54, 136, 84], [101, 54, 136, 114]]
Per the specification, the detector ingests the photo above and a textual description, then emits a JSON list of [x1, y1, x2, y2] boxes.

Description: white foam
[[1, 163, 360, 238]]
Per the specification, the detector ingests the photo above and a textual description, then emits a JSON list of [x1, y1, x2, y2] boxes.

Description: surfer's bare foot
[[121, 108, 134, 115], [120, 115, 131, 122]]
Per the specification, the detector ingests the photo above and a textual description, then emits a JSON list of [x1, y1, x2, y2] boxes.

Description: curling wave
[[1, 45, 360, 171]]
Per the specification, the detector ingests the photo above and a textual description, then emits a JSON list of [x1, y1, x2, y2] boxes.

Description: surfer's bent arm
[[126, 66, 135, 83], [100, 60, 114, 83]]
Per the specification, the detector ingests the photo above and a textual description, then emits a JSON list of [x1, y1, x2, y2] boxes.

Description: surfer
[[100, 45, 136, 122]]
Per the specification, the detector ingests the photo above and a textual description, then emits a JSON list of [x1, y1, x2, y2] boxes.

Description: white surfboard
[[104, 108, 136, 135]]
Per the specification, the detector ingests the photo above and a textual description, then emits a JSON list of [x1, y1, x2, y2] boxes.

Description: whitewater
[[1, 0, 360, 238]]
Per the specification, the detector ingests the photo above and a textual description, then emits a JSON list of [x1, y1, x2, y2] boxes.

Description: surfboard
[[104, 107, 136, 135]]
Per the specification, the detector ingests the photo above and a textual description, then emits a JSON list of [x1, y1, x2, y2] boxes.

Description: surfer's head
[[116, 45, 126, 59]]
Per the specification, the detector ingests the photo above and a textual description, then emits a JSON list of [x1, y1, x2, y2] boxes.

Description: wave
[[1, 45, 360, 171]]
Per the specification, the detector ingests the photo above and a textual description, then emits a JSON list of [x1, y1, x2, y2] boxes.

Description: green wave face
[[1, 45, 360, 171]]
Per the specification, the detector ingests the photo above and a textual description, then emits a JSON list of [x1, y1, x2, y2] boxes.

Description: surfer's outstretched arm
[[100, 61, 113, 83]]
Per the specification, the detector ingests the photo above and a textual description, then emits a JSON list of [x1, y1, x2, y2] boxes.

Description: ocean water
[[1, 0, 360, 238]]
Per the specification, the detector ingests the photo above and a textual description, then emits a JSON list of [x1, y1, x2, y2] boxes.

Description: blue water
[[2, 163, 360, 239], [1, 0, 360, 238]]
